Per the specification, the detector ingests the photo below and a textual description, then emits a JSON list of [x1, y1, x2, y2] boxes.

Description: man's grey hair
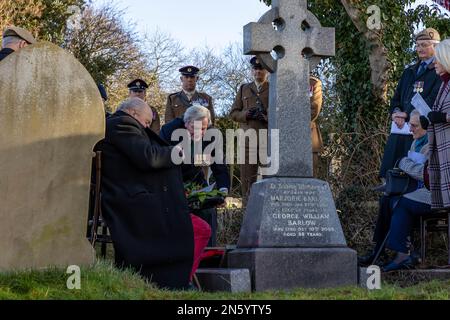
[[410, 110, 421, 119], [1, 36, 22, 49], [117, 97, 149, 113], [183, 104, 211, 125]]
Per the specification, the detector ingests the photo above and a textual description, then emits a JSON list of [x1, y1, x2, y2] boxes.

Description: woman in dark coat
[[97, 98, 194, 290], [160, 105, 230, 247], [380, 28, 442, 178]]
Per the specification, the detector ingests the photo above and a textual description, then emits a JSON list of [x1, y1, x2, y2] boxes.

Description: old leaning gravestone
[[228, 0, 357, 291], [0, 42, 105, 270]]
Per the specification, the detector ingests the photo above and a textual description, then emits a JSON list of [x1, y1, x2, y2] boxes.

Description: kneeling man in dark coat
[[97, 97, 194, 290]]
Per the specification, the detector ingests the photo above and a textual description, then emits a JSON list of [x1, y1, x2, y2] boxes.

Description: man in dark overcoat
[[380, 28, 442, 178], [96, 97, 194, 290]]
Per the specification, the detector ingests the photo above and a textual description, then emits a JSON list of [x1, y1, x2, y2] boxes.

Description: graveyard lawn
[[0, 261, 449, 300]]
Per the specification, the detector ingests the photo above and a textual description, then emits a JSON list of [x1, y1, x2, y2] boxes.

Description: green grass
[[0, 261, 449, 300]]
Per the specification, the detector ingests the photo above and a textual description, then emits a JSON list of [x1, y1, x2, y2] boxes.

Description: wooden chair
[[419, 208, 450, 266], [87, 151, 112, 257]]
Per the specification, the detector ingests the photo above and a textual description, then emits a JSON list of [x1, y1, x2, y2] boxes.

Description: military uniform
[[127, 79, 161, 134], [165, 91, 215, 124], [165, 65, 215, 124], [310, 76, 323, 177], [230, 78, 269, 204]]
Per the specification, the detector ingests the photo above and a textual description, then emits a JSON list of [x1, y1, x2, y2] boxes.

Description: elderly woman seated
[[359, 110, 430, 268]]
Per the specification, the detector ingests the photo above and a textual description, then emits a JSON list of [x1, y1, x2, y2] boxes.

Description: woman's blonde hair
[[435, 39, 450, 73]]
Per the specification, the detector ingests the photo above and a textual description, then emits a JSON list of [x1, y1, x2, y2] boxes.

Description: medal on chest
[[413, 81, 424, 94]]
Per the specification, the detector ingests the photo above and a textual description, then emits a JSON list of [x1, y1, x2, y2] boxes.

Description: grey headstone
[[230, 0, 357, 291], [244, 0, 334, 177], [0, 42, 104, 271], [237, 178, 347, 248], [196, 268, 251, 293]]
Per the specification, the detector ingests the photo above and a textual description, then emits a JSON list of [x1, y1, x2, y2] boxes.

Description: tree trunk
[[340, 0, 390, 106]]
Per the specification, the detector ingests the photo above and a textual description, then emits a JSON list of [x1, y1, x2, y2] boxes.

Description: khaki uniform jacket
[[230, 81, 269, 132], [165, 91, 215, 124], [310, 76, 323, 153]]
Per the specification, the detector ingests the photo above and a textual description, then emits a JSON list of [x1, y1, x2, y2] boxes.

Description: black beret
[[127, 79, 149, 91], [250, 56, 263, 69], [179, 65, 199, 76]]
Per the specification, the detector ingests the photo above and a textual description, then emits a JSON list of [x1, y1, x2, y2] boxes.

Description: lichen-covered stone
[[0, 42, 104, 270]]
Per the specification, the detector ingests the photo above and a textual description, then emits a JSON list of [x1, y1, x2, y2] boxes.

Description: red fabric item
[[441, 72, 450, 87], [189, 214, 211, 281], [433, 0, 450, 10]]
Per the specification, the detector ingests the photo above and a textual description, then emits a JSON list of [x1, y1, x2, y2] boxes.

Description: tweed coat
[[428, 79, 450, 209]]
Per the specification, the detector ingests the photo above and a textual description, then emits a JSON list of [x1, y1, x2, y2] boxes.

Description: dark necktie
[[417, 61, 427, 75]]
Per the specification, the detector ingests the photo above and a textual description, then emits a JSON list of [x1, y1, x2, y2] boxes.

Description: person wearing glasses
[[127, 79, 161, 133], [165, 66, 215, 125], [379, 28, 442, 182], [359, 111, 430, 269]]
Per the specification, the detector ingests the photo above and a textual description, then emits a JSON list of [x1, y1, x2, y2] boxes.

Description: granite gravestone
[[0, 42, 104, 270], [228, 0, 357, 291]]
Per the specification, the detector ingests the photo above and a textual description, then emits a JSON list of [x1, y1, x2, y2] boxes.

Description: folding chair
[[87, 151, 112, 257], [420, 208, 450, 266]]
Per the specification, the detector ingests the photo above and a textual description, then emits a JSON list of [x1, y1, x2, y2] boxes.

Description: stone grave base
[[228, 247, 357, 291], [196, 268, 251, 293]]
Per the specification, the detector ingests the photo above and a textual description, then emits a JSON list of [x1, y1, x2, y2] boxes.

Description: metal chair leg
[[420, 216, 426, 264], [371, 230, 390, 265], [448, 213, 450, 265], [193, 274, 202, 291]]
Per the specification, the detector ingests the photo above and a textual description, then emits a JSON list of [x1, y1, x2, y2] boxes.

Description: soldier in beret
[[379, 28, 443, 180], [165, 66, 215, 125], [127, 79, 161, 134], [230, 57, 269, 205], [0, 26, 36, 62]]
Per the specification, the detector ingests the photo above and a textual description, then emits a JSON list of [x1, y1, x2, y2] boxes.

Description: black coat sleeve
[[424, 77, 442, 110], [390, 70, 407, 115], [210, 162, 230, 190], [108, 118, 175, 171]]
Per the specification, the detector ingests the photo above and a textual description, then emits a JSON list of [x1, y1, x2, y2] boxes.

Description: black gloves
[[246, 108, 258, 121], [419, 116, 430, 130], [246, 107, 267, 122], [255, 112, 267, 122], [428, 111, 448, 124]]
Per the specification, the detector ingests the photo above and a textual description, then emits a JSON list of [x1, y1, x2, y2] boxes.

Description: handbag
[[385, 168, 417, 196]]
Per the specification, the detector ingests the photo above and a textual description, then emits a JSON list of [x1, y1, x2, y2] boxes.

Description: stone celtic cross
[[244, 0, 335, 177]]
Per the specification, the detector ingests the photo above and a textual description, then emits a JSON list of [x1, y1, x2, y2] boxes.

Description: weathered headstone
[[228, 0, 357, 291], [0, 42, 104, 270]]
